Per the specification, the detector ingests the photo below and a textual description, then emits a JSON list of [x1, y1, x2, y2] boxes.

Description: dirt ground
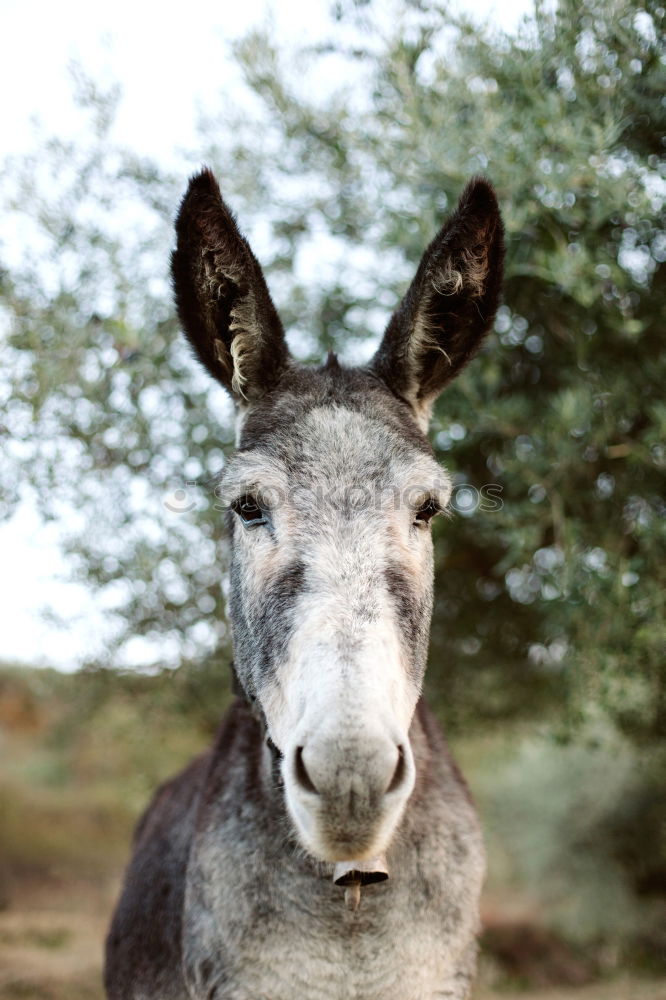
[[0, 878, 663, 1000], [0, 877, 113, 1000]]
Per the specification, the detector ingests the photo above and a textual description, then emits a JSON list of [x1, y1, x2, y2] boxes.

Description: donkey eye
[[232, 494, 267, 527], [414, 497, 441, 526]]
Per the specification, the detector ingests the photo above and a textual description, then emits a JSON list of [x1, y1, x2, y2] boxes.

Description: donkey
[[105, 169, 504, 1000]]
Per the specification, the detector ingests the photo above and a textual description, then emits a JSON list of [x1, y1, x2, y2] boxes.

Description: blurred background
[[0, 0, 664, 997]]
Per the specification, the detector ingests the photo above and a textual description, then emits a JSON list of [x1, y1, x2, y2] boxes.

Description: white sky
[[0, 0, 534, 671]]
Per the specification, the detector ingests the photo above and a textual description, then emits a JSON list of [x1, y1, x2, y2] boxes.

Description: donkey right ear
[[171, 169, 290, 402], [371, 178, 504, 429]]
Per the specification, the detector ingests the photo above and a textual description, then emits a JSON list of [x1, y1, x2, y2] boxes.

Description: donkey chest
[[232, 931, 453, 1000], [183, 845, 474, 1000], [188, 895, 458, 1000]]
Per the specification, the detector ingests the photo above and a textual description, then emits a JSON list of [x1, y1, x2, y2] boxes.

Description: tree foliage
[[1, 0, 664, 747]]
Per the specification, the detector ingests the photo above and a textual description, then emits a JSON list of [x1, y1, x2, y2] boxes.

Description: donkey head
[[172, 170, 503, 864]]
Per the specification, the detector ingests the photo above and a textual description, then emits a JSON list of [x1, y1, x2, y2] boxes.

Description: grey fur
[[105, 171, 504, 1000], [106, 701, 484, 1000]]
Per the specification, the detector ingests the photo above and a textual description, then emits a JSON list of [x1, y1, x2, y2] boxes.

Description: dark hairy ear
[[171, 168, 290, 401], [371, 178, 504, 427]]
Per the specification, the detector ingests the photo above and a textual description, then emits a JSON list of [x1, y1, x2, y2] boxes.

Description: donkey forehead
[[221, 404, 450, 503]]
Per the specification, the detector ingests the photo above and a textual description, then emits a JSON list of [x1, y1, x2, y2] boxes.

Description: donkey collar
[[333, 857, 390, 911]]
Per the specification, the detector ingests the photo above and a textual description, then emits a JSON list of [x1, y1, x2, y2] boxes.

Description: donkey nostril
[[294, 746, 319, 795], [386, 745, 407, 795]]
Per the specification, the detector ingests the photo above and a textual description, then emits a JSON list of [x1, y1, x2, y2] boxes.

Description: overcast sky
[[0, 0, 535, 670]]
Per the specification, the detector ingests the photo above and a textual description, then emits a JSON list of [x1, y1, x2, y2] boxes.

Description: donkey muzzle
[[285, 734, 415, 861]]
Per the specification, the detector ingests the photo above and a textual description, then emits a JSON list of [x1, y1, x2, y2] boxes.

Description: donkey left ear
[[171, 168, 290, 402], [371, 178, 504, 428]]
